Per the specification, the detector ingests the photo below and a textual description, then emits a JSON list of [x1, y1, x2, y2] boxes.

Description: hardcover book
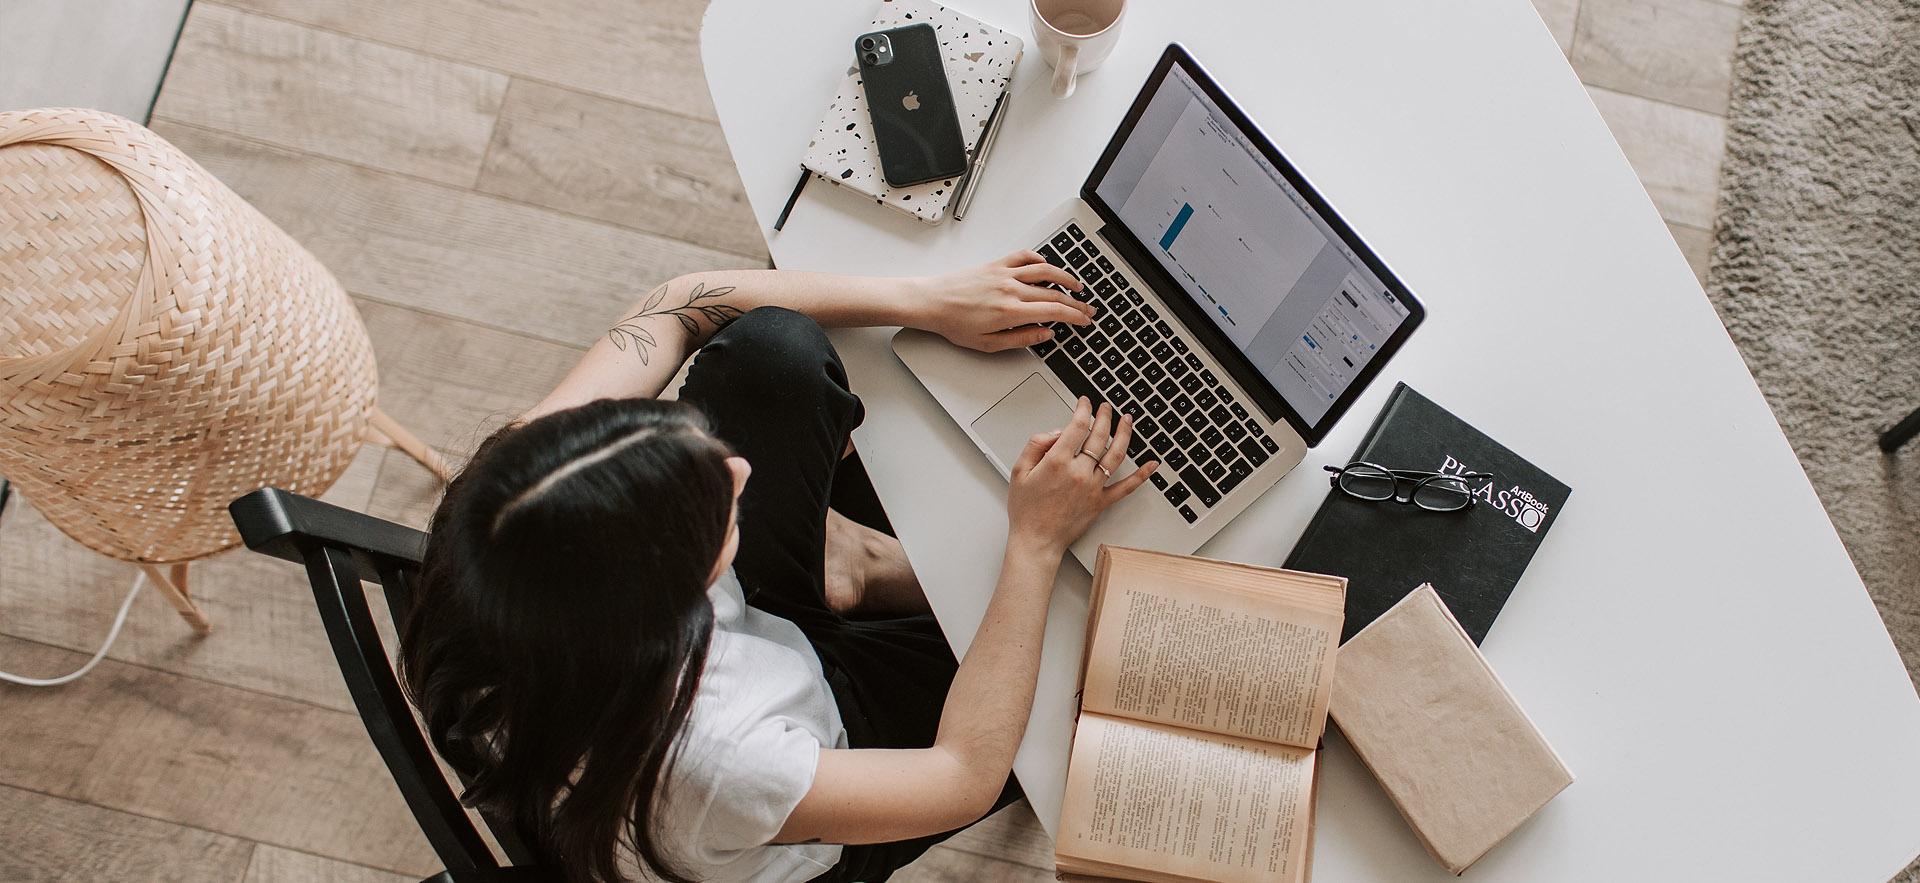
[[1329, 585, 1573, 874], [801, 0, 1022, 224], [1056, 546, 1344, 883], [1284, 383, 1571, 644]]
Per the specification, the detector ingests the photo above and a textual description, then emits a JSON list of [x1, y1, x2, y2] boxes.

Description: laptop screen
[[1089, 52, 1418, 436]]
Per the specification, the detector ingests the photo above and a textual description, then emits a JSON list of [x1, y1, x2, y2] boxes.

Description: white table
[[699, 2, 1920, 879]]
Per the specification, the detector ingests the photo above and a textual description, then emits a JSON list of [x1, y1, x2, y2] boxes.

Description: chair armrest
[[229, 487, 429, 579]]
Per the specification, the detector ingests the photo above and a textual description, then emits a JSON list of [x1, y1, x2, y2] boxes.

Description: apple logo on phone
[[901, 91, 921, 111]]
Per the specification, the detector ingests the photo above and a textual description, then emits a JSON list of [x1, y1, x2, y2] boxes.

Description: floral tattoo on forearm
[[606, 281, 744, 364]]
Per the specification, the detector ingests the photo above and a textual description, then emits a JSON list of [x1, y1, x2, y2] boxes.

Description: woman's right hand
[[789, 398, 1159, 849], [908, 251, 1095, 353], [1005, 397, 1159, 558]]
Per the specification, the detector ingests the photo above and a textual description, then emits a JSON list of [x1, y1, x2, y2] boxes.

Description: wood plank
[[218, 0, 716, 121], [0, 446, 384, 714], [367, 443, 453, 531], [0, 784, 255, 883], [893, 844, 1054, 882], [1570, 0, 1742, 115], [1586, 85, 1726, 229], [1668, 221, 1712, 284], [0, 636, 438, 876], [147, 120, 746, 348], [152, 3, 506, 187], [478, 78, 768, 261], [243, 845, 413, 883], [358, 297, 583, 455], [325, 444, 388, 515]]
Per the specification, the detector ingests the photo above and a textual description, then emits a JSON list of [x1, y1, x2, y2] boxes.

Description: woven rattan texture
[[0, 108, 376, 563]]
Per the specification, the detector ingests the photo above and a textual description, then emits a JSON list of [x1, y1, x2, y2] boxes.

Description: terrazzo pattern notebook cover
[[802, 0, 1021, 224]]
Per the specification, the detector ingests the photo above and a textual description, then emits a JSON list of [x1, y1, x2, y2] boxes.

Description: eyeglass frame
[[1322, 462, 1494, 511]]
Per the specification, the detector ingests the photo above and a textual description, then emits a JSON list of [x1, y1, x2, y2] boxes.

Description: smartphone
[[856, 24, 968, 187]]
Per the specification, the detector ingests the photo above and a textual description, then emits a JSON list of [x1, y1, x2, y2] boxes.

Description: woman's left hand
[[909, 251, 1097, 352]]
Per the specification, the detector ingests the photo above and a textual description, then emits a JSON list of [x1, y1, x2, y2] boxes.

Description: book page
[[1056, 713, 1317, 883], [1083, 548, 1343, 748]]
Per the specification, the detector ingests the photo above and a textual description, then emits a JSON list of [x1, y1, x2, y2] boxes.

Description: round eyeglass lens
[[1337, 464, 1397, 500], [1412, 475, 1474, 511]]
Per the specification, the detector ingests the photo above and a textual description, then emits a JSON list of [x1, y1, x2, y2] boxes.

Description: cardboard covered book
[[1329, 584, 1573, 874], [1055, 547, 1345, 883]]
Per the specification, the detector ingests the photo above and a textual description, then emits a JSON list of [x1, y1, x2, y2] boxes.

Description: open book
[[1056, 547, 1346, 883]]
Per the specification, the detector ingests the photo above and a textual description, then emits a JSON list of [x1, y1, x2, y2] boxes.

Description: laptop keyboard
[[1029, 222, 1282, 524]]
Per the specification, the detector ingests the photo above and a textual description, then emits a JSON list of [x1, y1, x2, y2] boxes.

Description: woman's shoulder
[[671, 652, 836, 814], [693, 571, 843, 744], [633, 569, 847, 877], [652, 695, 840, 878]]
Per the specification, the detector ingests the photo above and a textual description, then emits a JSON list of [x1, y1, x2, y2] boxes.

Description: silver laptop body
[[895, 45, 1425, 570]]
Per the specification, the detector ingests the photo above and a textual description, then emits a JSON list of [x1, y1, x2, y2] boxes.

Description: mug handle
[[1051, 43, 1080, 98]]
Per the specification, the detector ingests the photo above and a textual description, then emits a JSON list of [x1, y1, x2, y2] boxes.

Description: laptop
[[894, 44, 1424, 568]]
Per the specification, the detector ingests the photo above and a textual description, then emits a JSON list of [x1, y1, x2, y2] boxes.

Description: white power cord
[[0, 570, 147, 687]]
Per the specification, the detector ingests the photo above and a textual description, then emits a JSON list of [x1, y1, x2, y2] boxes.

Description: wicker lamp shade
[[0, 108, 447, 634]]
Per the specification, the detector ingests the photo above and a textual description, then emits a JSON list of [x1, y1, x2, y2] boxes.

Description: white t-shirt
[[622, 569, 847, 882]]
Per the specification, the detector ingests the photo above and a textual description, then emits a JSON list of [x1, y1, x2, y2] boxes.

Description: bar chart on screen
[[1095, 61, 1414, 425], [1158, 201, 1194, 250], [1118, 99, 1323, 348]]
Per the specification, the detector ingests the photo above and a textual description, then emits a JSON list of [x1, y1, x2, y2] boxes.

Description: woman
[[401, 251, 1158, 882]]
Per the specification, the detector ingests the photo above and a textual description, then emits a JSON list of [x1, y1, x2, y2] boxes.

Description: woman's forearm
[[662, 268, 930, 333], [525, 268, 920, 420], [779, 539, 1061, 844], [928, 536, 1063, 817], [523, 254, 1089, 423], [777, 402, 1138, 845]]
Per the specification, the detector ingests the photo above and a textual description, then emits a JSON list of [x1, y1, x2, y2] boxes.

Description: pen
[[772, 168, 809, 232], [953, 88, 1010, 221]]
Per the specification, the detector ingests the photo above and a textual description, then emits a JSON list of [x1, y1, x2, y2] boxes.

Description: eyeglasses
[[1324, 462, 1493, 512]]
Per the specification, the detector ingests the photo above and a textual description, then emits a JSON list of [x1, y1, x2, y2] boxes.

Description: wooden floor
[[0, 0, 1742, 879]]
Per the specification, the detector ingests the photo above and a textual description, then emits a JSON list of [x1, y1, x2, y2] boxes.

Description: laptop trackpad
[[971, 373, 1073, 476]]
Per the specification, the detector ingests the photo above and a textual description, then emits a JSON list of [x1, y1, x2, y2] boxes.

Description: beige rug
[[1707, 2, 1920, 877]]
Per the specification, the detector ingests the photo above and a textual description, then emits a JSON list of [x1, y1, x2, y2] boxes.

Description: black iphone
[[856, 24, 968, 187]]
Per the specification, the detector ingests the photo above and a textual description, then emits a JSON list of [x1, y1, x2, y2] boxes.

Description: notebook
[[1284, 383, 1571, 644], [801, 0, 1022, 224]]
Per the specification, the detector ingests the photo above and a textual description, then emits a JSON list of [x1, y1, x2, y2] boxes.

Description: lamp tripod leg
[[138, 563, 211, 636], [369, 407, 454, 483]]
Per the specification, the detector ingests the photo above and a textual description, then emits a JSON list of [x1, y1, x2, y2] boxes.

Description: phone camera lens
[[863, 51, 879, 65], [859, 37, 875, 50]]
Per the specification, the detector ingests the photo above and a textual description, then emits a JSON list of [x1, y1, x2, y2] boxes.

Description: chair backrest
[[229, 487, 549, 879]]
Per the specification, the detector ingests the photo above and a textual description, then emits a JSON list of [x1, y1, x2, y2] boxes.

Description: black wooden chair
[[229, 487, 557, 883]]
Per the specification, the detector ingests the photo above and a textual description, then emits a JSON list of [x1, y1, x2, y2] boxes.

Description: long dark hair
[[400, 397, 737, 882]]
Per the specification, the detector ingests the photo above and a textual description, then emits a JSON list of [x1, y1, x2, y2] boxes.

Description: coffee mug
[[1031, 0, 1126, 99]]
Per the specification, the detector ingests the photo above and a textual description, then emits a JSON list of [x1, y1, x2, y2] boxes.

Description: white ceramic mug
[[1031, 0, 1126, 99]]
